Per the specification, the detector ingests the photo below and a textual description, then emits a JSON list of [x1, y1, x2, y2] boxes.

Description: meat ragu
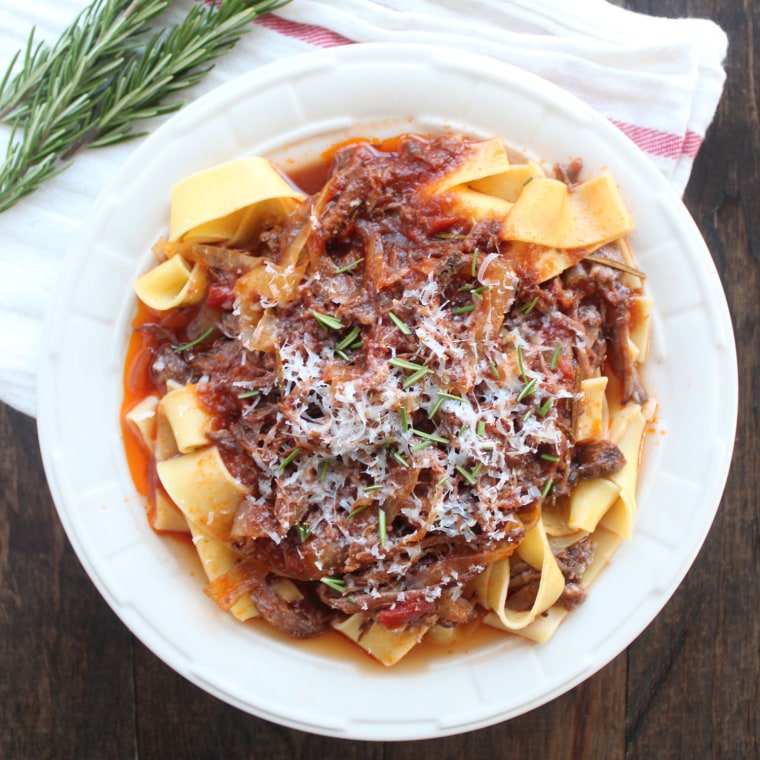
[[123, 133, 655, 666]]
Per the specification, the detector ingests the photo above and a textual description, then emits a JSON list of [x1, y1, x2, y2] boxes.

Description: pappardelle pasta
[[122, 133, 655, 666]]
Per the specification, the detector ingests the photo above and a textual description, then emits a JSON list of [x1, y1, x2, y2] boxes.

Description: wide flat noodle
[[133, 255, 208, 311], [600, 402, 649, 539], [124, 394, 159, 450], [425, 137, 511, 195], [158, 383, 213, 454], [152, 490, 190, 533], [469, 159, 546, 202], [484, 519, 565, 631], [332, 613, 430, 667], [188, 522, 259, 622], [501, 174, 634, 250], [169, 156, 306, 245], [156, 446, 248, 543], [511, 526, 623, 643], [568, 476, 621, 533], [576, 376, 609, 442]]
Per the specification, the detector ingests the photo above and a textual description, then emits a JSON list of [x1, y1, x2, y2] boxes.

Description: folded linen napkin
[[0, 0, 727, 418]]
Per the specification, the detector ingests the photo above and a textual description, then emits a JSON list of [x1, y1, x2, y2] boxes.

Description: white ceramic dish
[[37, 43, 737, 741]]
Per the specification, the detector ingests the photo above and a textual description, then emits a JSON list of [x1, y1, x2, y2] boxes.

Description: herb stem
[[174, 326, 215, 352], [0, 0, 291, 213]]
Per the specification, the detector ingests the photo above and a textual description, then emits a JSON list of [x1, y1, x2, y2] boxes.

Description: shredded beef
[[572, 439, 626, 482]]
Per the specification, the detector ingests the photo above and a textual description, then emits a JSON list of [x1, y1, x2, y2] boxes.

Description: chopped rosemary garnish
[[348, 504, 370, 518], [319, 460, 329, 482], [524, 410, 534, 421], [428, 397, 445, 419], [410, 428, 450, 445], [452, 303, 477, 315], [436, 476, 448, 488], [236, 389, 260, 399], [312, 311, 344, 330], [481, 443, 495, 452], [294, 523, 312, 542], [391, 449, 410, 468], [388, 312, 412, 335], [335, 349, 349, 361], [402, 367, 432, 389], [550, 344, 561, 370], [489, 359, 500, 379], [411, 440, 434, 453], [471, 249, 479, 277], [521, 296, 539, 314], [336, 325, 361, 351], [538, 398, 553, 417], [456, 462, 483, 486], [540, 453, 560, 462], [320, 577, 346, 593], [439, 391, 466, 402], [462, 283, 490, 298], [174, 326, 215, 352], [523, 175, 535, 186], [517, 378, 538, 402], [477, 420, 486, 437], [389, 357, 428, 372], [517, 344, 527, 382], [334, 257, 364, 274], [541, 477, 554, 499], [349, 340, 363, 350], [363, 484, 383, 493], [399, 407, 409, 432], [276, 448, 301, 473], [378, 508, 387, 547]]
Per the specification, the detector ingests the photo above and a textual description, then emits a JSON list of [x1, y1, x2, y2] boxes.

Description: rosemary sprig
[[276, 447, 302, 473], [0, 0, 291, 214], [320, 577, 346, 593], [312, 310, 344, 330], [174, 325, 215, 352]]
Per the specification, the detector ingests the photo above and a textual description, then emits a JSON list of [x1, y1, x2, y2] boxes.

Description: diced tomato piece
[[207, 285, 235, 311], [377, 597, 436, 629]]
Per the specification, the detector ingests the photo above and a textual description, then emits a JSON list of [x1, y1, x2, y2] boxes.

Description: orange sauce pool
[[121, 301, 161, 497]]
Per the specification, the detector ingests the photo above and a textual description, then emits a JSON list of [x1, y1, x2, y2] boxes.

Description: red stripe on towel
[[611, 120, 702, 160], [256, 14, 354, 47]]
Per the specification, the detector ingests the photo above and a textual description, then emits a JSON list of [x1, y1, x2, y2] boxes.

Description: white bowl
[[37, 43, 737, 741]]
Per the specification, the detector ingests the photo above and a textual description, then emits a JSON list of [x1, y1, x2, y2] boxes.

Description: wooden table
[[1, 1, 757, 757]]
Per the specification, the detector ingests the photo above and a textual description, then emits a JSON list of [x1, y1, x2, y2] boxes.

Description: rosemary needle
[[0, 0, 291, 213]]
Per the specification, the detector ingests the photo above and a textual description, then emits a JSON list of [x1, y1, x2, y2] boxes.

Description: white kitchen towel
[[0, 0, 727, 417]]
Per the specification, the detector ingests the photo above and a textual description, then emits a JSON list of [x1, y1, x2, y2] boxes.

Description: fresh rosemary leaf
[[0, 0, 291, 214], [388, 311, 412, 335], [378, 508, 387, 546], [334, 257, 364, 274], [312, 310, 344, 330], [174, 326, 215, 352], [320, 577, 346, 593], [276, 447, 302, 473]]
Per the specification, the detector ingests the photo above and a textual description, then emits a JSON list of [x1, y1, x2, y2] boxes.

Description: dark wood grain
[[1, 1, 757, 758]]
